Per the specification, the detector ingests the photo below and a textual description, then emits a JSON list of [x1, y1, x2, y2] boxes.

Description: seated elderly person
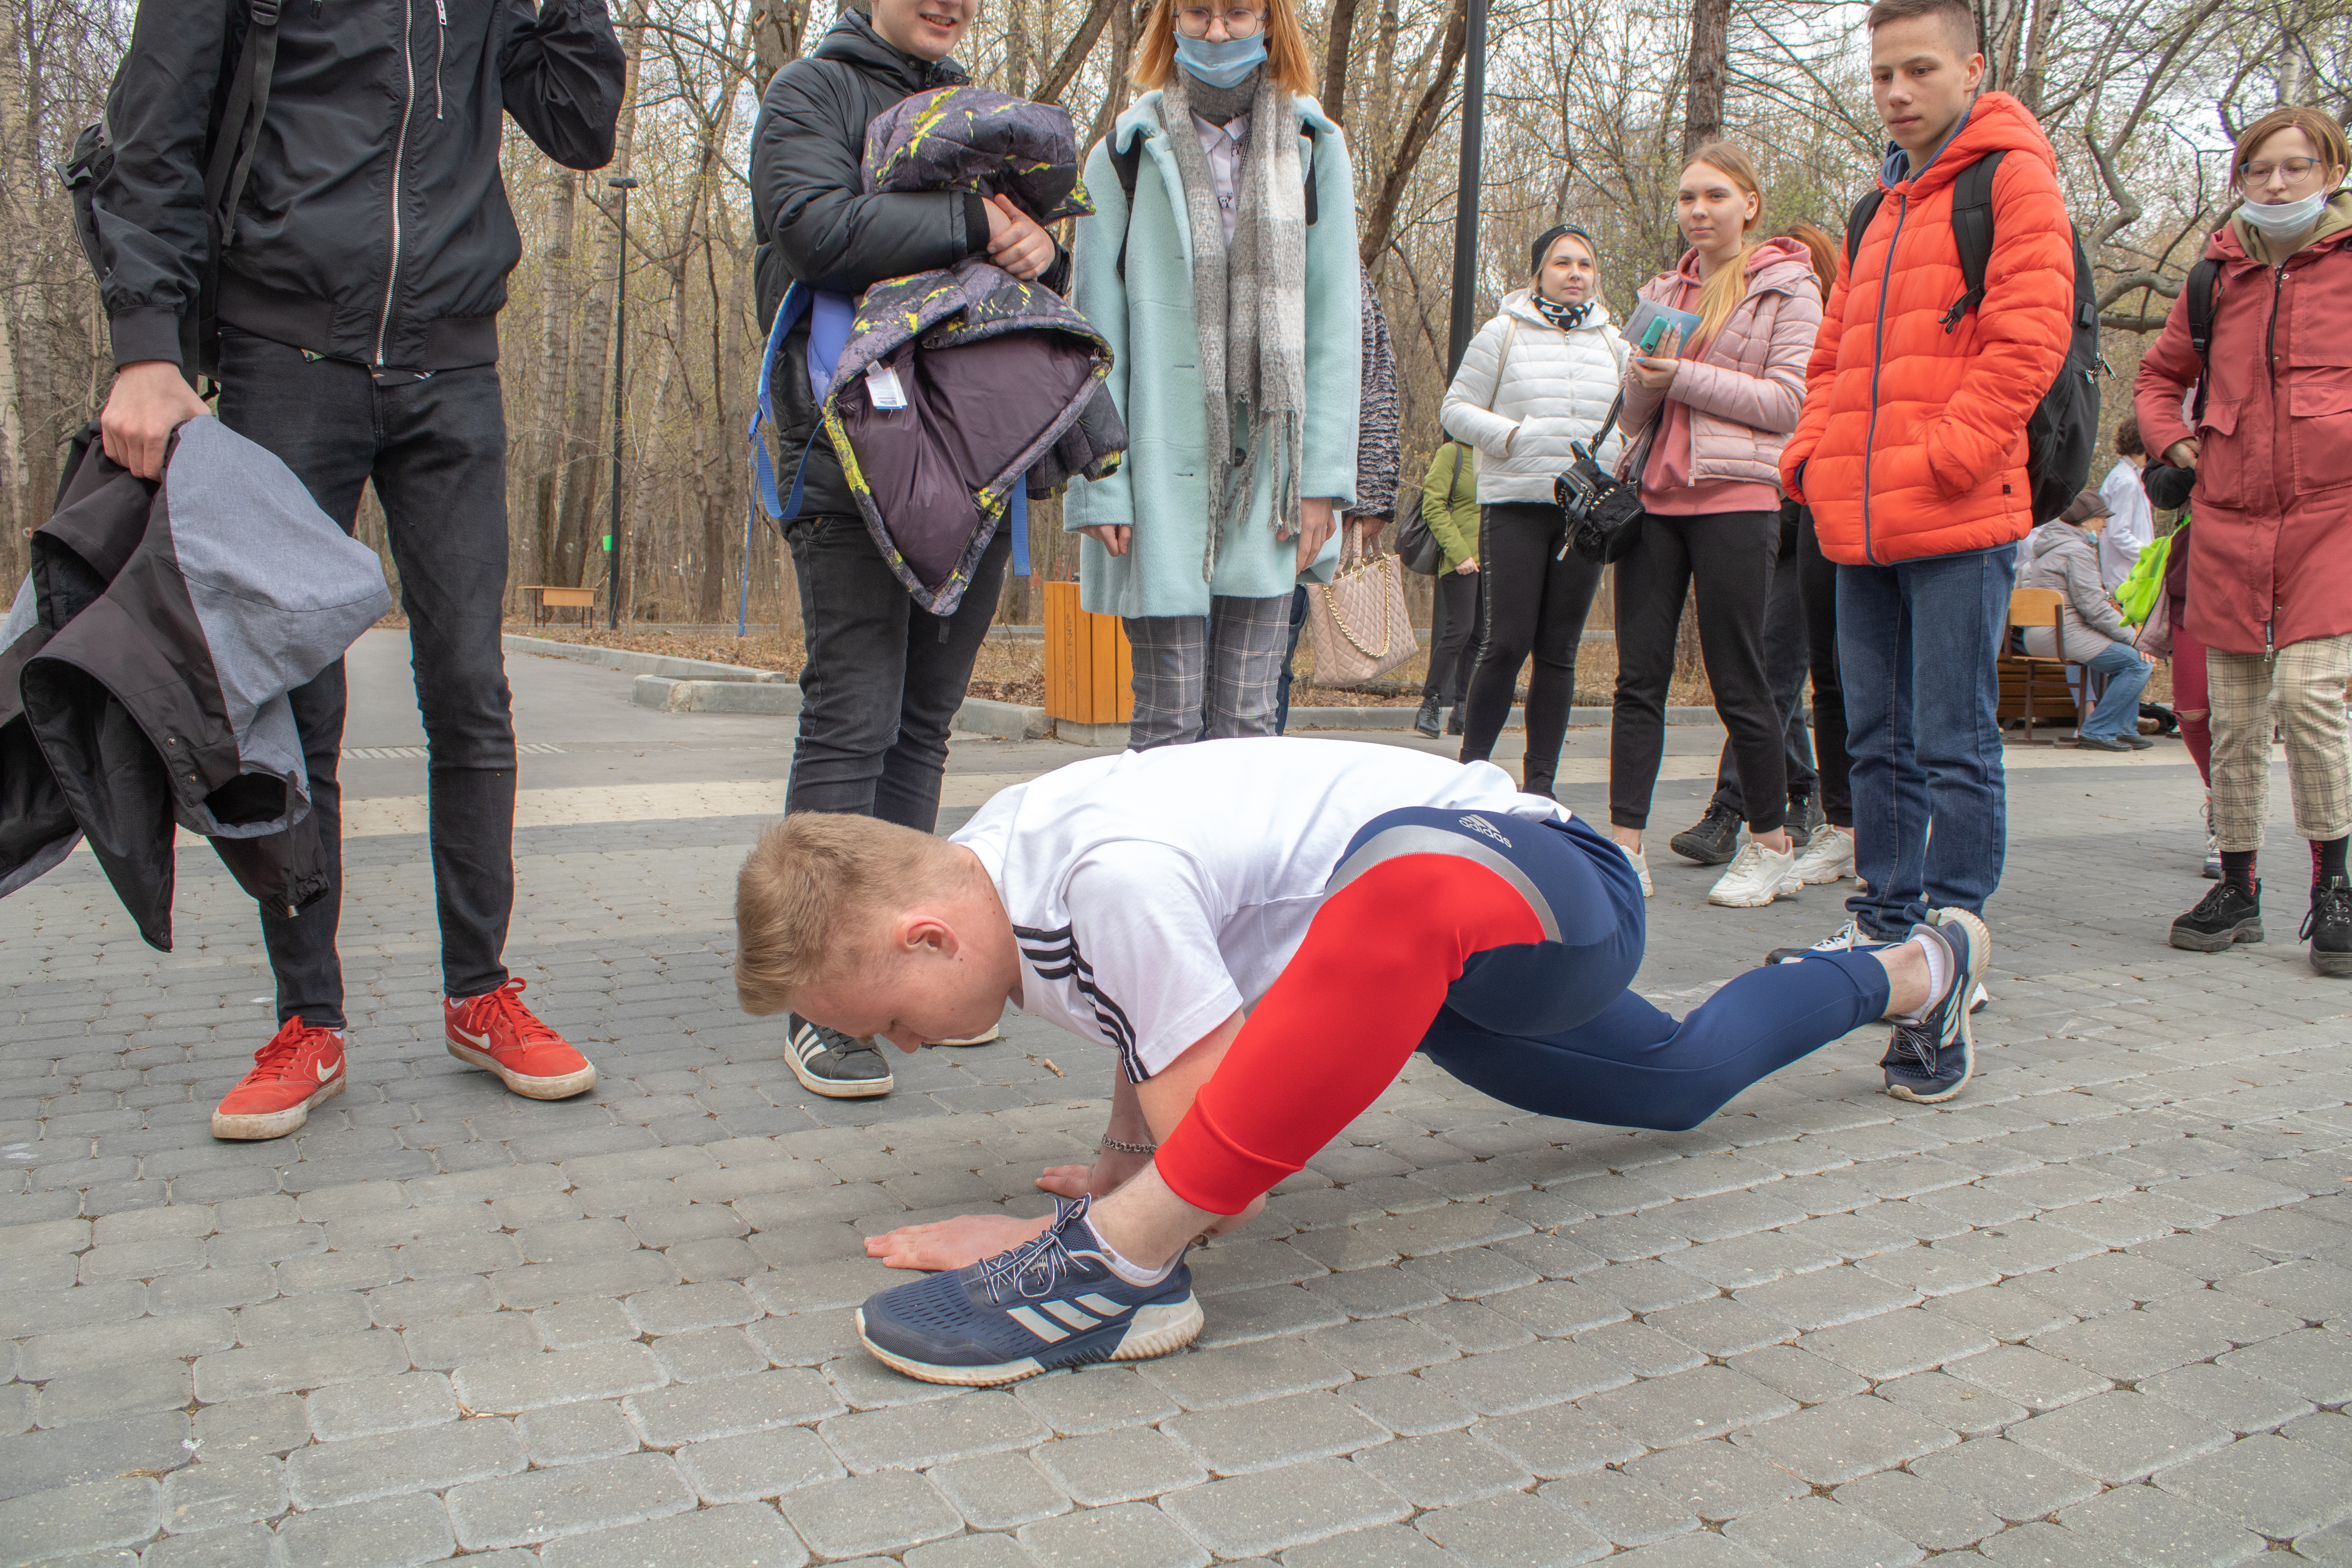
[[2020, 489, 2154, 753]]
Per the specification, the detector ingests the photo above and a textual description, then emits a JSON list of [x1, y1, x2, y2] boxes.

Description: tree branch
[[1357, 0, 1468, 268], [1037, 0, 1122, 105]]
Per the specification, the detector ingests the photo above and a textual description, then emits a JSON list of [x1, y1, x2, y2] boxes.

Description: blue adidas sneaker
[[856, 1196, 1204, 1387], [1881, 906, 1991, 1103]]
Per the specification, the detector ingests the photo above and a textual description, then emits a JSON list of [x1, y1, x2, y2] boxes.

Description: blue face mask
[[1172, 32, 1267, 89]]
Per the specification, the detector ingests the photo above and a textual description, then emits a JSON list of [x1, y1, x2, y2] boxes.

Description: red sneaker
[[444, 978, 597, 1100], [212, 1018, 347, 1140]]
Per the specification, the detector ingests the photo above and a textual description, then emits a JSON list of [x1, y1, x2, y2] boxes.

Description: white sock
[[1080, 1217, 1178, 1285], [1890, 928, 1952, 1024]]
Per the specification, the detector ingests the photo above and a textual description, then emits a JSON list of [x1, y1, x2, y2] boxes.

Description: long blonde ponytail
[[1685, 143, 1765, 347]]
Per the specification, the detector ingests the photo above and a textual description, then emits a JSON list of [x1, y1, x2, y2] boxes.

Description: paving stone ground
[[2, 629, 2347, 1567]]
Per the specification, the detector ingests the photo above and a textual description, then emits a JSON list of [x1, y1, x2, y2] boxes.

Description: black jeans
[[1610, 508, 1786, 834], [217, 328, 518, 1030], [1423, 566, 1485, 706], [1459, 501, 1603, 795], [784, 514, 1009, 831], [1796, 508, 1851, 827], [1709, 505, 1818, 822]]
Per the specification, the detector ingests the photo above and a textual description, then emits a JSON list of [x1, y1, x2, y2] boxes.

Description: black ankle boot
[[2306, 876, 2352, 976], [1414, 693, 1443, 738], [2172, 879, 2263, 952], [1447, 704, 1465, 736]]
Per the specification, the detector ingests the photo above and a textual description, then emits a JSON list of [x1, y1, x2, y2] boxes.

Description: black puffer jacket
[[750, 9, 1067, 521], [92, 0, 623, 372]]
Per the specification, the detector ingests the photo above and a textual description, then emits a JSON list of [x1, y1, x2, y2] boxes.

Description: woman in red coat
[[2136, 105, 2352, 975]]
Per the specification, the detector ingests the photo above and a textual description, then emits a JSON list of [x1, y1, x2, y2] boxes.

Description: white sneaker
[[1708, 840, 1804, 907], [1768, 917, 1867, 964], [1619, 840, 1653, 897], [1791, 823, 1855, 886]]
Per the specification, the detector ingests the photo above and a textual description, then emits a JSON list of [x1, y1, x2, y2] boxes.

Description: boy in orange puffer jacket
[[1777, 0, 2077, 1100]]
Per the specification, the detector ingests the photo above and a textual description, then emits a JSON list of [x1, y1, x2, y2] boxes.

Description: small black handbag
[[1555, 390, 1654, 564]]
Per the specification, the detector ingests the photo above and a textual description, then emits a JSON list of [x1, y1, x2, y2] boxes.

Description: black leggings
[[1797, 508, 1852, 828], [1423, 566, 1485, 706], [1458, 501, 1604, 794], [1610, 509, 1786, 834]]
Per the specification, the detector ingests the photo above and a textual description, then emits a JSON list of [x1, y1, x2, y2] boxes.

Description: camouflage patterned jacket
[[817, 85, 1128, 616]]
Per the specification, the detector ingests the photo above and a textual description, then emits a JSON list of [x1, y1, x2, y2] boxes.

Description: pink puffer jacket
[[1617, 237, 1823, 487]]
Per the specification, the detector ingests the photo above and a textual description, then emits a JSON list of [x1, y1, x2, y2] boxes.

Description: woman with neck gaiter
[[1439, 226, 1624, 808], [1063, 0, 1361, 747], [1607, 144, 1821, 908]]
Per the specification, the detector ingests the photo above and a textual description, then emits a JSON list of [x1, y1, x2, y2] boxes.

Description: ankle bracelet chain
[[1098, 1136, 1159, 1156]]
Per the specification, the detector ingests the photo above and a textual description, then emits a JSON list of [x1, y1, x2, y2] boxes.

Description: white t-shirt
[[2097, 460, 2154, 592], [951, 738, 1564, 1082]]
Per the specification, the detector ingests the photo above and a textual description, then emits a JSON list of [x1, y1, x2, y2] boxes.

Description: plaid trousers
[[2207, 631, 2352, 853], [1123, 595, 1291, 750]]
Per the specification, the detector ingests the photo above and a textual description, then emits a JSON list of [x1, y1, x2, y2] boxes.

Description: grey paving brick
[[2216, 1326, 2352, 1402], [744, 1257, 897, 1315], [534, 1298, 640, 1349], [1720, 1495, 1926, 1568], [283, 1415, 526, 1508], [821, 1387, 1048, 1472], [777, 1466, 965, 1559], [274, 1493, 456, 1568], [2029, 1308, 2234, 1383], [823, 1349, 962, 1411], [2283, 1410, 2352, 1459], [1141, 1339, 1350, 1410], [1014, 1365, 1179, 1435], [1409, 1299, 1535, 1354], [1032, 1426, 1207, 1505], [926, 1450, 1073, 1530], [397, 1310, 544, 1372], [1646, 1296, 1797, 1358], [451, 1342, 664, 1414], [1542, 1464, 1700, 1547], [1973, 1520, 2141, 1568], [1414, 1489, 1612, 1566], [2154, 1430, 2352, 1539], [19, 1311, 232, 1381], [156, 1453, 285, 1535], [1730, 1392, 1957, 1484], [1471, 1402, 1643, 1479], [1481, 1278, 1626, 1337], [1874, 1368, 2027, 1436], [1312, 1316, 1457, 1378], [1950, 1342, 2112, 1411], [1608, 1531, 1776, 1568], [445, 1449, 695, 1551], [2138, 1360, 2312, 1433], [2007, 1390, 2232, 1481], [1341, 1372, 1476, 1437], [1733, 1265, 1917, 1330], [1925, 1278, 2076, 1342], [1575, 1319, 1710, 1377], [2058, 1482, 2267, 1566], [150, 1265, 279, 1316], [1017, 1500, 1209, 1568], [1911, 1435, 2101, 1522], [1795, 1305, 1994, 1381], [232, 1290, 373, 1347], [191, 1328, 408, 1403], [0, 1410, 190, 1502], [1281, 1522, 1457, 1568], [1416, 1339, 1631, 1416], [306, 1370, 457, 1441], [1854, 1243, 2003, 1297], [1578, 1259, 1718, 1315], [622, 1279, 757, 1337], [517, 1399, 640, 1466], [622, 1366, 840, 1445], [1347, 1429, 1530, 1508], [191, 1396, 309, 1458], [2300, 1518, 2352, 1567], [144, 1519, 277, 1567], [1834, 1467, 2005, 1550], [1159, 1456, 1409, 1559], [1579, 1364, 1796, 1450], [535, 1500, 810, 1568], [490, 1253, 680, 1310], [1165, 1389, 1387, 1476], [1622, 1438, 1809, 1523], [32, 1359, 192, 1429], [0, 1477, 160, 1564]]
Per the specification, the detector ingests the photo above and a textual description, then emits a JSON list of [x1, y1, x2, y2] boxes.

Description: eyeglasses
[[2238, 156, 2325, 183], [1176, 5, 1266, 36]]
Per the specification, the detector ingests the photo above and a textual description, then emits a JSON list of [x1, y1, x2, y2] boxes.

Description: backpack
[[1395, 443, 1464, 575], [1846, 149, 2101, 525], [60, 0, 285, 382], [1105, 121, 1318, 281], [2180, 254, 2221, 420]]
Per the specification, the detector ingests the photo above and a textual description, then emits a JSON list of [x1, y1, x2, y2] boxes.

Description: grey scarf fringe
[[1160, 65, 1308, 584]]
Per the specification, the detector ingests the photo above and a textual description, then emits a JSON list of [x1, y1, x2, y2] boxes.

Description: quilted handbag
[[1306, 530, 1417, 687]]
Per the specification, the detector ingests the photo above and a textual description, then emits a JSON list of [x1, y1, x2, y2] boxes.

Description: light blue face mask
[[1172, 32, 1267, 89]]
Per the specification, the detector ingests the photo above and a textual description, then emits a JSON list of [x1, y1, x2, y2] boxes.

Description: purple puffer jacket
[[1617, 236, 1822, 488]]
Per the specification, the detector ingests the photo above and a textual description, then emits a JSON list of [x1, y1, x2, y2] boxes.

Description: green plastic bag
[[2116, 531, 2172, 625]]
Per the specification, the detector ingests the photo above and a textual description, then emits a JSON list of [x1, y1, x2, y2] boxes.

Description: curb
[[1058, 704, 1725, 746], [628, 675, 1051, 741], [504, 634, 787, 685]]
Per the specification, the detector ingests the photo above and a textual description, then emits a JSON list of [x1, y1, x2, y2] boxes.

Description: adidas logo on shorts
[[1458, 814, 1512, 848]]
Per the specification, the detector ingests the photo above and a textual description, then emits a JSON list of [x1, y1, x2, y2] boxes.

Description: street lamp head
[[608, 175, 640, 190]]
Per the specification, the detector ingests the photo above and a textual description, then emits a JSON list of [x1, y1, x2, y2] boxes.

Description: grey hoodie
[[2018, 519, 2131, 662]]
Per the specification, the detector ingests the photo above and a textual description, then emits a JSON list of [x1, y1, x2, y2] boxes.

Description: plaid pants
[[1123, 595, 1291, 750], [2207, 631, 2352, 853]]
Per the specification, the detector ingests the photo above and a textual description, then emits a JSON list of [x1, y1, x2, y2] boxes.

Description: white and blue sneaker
[[1770, 918, 1991, 1014], [855, 1196, 1204, 1387], [1881, 907, 1991, 1104]]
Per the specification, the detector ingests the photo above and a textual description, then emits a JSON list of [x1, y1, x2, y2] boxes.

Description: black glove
[[2142, 460, 2196, 511]]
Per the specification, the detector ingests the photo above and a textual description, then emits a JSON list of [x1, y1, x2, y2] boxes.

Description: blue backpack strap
[[750, 283, 859, 523], [1007, 482, 1031, 577], [748, 283, 811, 521]]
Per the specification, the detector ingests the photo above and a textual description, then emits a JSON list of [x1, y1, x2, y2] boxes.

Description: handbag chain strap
[[1323, 564, 1405, 660]]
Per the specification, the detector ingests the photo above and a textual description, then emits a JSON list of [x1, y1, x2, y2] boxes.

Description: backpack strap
[[1112, 118, 1322, 283], [2183, 254, 2220, 422], [203, 0, 284, 253], [1940, 149, 2006, 333], [1845, 188, 1887, 272]]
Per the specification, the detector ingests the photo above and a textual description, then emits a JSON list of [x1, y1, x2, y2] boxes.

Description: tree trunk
[[1322, 0, 1363, 123], [532, 169, 577, 590], [1358, 0, 1468, 267], [550, 0, 643, 589], [1683, 0, 1730, 159]]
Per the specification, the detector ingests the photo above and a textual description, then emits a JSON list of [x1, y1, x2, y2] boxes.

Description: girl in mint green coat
[[1063, 0, 1361, 747]]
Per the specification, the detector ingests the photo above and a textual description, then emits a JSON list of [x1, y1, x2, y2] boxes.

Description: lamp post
[[1445, 0, 1488, 377], [605, 174, 639, 630]]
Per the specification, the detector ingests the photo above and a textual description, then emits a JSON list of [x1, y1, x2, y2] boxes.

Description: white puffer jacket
[[1440, 289, 1627, 505]]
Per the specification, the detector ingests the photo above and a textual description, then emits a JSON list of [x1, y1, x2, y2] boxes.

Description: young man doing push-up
[[734, 739, 1989, 1387]]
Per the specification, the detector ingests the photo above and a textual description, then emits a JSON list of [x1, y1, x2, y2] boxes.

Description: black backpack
[[60, 0, 285, 383], [1846, 149, 2101, 525]]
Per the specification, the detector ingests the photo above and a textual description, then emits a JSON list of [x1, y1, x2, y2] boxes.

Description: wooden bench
[[1997, 587, 2087, 743], [522, 585, 597, 627]]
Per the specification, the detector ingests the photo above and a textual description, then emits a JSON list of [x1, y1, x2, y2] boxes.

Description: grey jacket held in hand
[[2018, 519, 2134, 662], [91, 0, 624, 371], [0, 420, 392, 951]]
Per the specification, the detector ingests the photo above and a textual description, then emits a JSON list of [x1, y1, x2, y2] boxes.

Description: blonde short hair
[[735, 813, 960, 1016]]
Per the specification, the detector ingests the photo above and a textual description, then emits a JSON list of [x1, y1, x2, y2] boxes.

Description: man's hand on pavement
[[100, 361, 209, 480], [865, 1210, 1051, 1272]]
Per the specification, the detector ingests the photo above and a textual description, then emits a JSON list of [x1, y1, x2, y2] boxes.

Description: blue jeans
[[1836, 545, 2016, 938], [2077, 642, 2151, 740], [1272, 584, 1310, 735]]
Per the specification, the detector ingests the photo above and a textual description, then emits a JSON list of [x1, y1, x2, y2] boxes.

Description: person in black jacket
[[92, 0, 625, 1143], [750, 0, 1062, 1101]]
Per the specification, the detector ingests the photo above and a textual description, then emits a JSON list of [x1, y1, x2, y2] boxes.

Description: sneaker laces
[[2189, 880, 2245, 920], [978, 1196, 1092, 1304], [1887, 1018, 1939, 1072], [1811, 919, 1861, 953], [2302, 878, 2352, 941], [247, 1017, 320, 1078], [463, 978, 565, 1048]]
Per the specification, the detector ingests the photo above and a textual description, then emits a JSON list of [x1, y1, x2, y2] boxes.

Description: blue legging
[[1414, 811, 1893, 1132]]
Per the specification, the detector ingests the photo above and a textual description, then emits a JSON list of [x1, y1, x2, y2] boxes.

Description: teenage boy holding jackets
[[1778, 0, 2077, 1100]]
